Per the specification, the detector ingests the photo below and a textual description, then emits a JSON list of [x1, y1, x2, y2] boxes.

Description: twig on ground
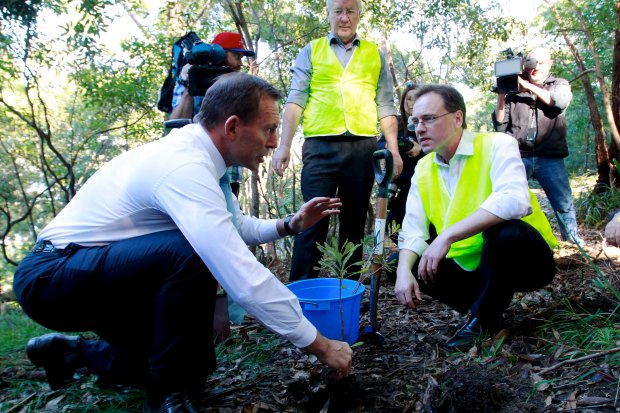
[[537, 346, 620, 374], [232, 351, 257, 371], [615, 376, 620, 407], [554, 404, 615, 412], [6, 392, 36, 413]]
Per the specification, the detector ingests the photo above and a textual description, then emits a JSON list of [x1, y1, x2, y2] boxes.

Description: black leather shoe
[[445, 317, 485, 349], [143, 392, 198, 413], [26, 333, 83, 389]]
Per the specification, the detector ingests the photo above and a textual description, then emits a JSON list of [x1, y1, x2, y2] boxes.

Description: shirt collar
[[433, 129, 475, 165], [328, 32, 360, 47], [191, 123, 228, 180]]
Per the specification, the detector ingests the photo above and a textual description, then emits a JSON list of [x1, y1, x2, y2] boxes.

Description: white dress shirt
[[38, 123, 317, 348], [398, 130, 533, 262]]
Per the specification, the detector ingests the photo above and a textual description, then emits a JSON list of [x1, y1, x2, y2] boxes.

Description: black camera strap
[[526, 104, 538, 144]]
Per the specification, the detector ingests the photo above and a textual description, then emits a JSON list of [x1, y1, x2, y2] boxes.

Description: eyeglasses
[[410, 111, 455, 128], [332, 8, 359, 17]]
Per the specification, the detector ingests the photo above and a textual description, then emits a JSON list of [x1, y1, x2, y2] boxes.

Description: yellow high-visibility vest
[[417, 132, 558, 270], [303, 37, 381, 138]]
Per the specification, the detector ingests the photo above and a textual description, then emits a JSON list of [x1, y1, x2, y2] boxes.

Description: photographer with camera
[[492, 47, 584, 247]]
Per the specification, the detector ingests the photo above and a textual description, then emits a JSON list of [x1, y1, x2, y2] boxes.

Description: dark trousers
[[290, 136, 376, 281], [414, 220, 556, 326], [13, 229, 217, 394]]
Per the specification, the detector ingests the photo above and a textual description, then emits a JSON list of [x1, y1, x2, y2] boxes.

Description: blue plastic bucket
[[287, 278, 365, 344]]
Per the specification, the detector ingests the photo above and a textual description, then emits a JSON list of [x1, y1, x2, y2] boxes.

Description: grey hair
[[326, 0, 362, 12]]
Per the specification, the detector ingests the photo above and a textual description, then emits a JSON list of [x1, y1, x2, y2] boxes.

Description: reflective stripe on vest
[[303, 37, 381, 138], [417, 132, 558, 270]]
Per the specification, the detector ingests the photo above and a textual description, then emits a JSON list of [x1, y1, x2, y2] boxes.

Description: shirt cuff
[[377, 106, 398, 120], [398, 238, 429, 258], [284, 317, 318, 348], [285, 92, 308, 110], [264, 218, 281, 240]]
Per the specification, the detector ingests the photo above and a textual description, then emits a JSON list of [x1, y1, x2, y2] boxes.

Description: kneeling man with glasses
[[395, 84, 558, 349]]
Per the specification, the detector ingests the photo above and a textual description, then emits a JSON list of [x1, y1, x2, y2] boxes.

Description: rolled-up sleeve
[[479, 134, 532, 220], [286, 44, 312, 109], [550, 79, 572, 111], [491, 108, 509, 133], [376, 51, 397, 120]]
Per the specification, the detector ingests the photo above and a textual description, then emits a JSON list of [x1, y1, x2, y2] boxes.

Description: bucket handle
[[298, 300, 331, 311]]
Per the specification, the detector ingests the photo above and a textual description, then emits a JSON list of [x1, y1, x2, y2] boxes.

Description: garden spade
[[362, 149, 394, 340]]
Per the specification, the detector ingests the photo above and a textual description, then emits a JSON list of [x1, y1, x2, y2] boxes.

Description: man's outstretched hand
[[287, 197, 342, 233]]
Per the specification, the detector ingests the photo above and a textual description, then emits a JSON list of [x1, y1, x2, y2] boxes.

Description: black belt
[[32, 240, 60, 253], [309, 134, 374, 142]]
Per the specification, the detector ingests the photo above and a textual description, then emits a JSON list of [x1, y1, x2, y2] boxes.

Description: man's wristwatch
[[283, 214, 301, 236]]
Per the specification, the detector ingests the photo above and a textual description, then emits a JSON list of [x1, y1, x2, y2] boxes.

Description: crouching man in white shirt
[[14, 72, 352, 413]]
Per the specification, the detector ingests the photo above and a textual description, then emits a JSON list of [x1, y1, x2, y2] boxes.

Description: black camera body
[[493, 48, 537, 94], [398, 136, 415, 153], [180, 33, 233, 97]]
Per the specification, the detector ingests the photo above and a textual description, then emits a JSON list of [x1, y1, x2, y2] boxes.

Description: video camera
[[180, 32, 233, 97], [492, 48, 537, 94]]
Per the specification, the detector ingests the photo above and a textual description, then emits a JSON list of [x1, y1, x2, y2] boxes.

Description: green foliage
[[563, 90, 597, 173], [0, 0, 617, 276], [214, 330, 284, 377], [393, 0, 521, 86], [539, 300, 620, 368], [0, 0, 166, 271], [538, 0, 618, 180], [541, 0, 616, 80], [316, 238, 364, 279], [481, 336, 506, 358], [0, 305, 283, 412], [0, 303, 48, 356], [0, 0, 42, 27], [574, 185, 620, 229]]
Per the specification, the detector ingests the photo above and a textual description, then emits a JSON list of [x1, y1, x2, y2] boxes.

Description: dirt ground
[[4, 230, 620, 412], [191, 226, 620, 413]]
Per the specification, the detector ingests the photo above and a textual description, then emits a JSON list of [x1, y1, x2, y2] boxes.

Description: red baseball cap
[[212, 32, 255, 57]]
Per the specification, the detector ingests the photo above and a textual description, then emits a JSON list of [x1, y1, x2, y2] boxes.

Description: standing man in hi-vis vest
[[395, 84, 557, 349], [272, 0, 403, 281]]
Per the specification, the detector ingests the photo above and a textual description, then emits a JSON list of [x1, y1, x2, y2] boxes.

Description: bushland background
[[1, 1, 620, 411]]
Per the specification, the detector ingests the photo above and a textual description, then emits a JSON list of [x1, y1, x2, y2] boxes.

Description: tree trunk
[[383, 36, 400, 98], [610, 2, 620, 186], [548, 1, 612, 192], [575, 8, 620, 188]]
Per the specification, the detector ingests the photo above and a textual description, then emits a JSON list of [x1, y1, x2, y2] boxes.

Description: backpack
[[157, 32, 201, 113]]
